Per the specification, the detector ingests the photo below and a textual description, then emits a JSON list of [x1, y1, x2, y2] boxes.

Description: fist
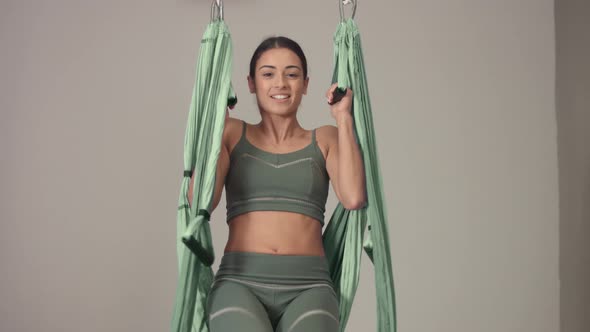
[[326, 83, 353, 119]]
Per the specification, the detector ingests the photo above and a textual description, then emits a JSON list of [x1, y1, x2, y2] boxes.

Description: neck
[[255, 114, 304, 144]]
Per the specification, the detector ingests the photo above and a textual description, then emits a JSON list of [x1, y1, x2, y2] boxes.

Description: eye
[[261, 72, 273, 78]]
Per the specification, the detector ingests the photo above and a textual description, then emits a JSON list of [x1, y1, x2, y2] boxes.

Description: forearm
[[336, 114, 367, 207], [188, 171, 196, 207]]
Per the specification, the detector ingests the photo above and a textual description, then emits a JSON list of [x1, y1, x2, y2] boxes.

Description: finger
[[329, 83, 339, 94], [326, 83, 340, 103], [329, 88, 347, 105], [326, 83, 336, 99]]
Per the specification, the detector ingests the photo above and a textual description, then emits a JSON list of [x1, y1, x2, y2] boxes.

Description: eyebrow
[[258, 65, 302, 71]]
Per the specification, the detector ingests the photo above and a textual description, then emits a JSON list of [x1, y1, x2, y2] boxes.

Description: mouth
[[270, 94, 291, 102]]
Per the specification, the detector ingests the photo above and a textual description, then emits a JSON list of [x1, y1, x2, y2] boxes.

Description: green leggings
[[206, 251, 340, 332]]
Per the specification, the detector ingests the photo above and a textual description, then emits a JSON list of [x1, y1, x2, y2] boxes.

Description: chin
[[260, 103, 299, 115], [268, 109, 297, 117]]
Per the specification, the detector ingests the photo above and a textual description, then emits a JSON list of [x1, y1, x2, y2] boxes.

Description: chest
[[226, 151, 327, 197]]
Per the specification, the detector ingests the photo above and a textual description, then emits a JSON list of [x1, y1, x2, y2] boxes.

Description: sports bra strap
[[241, 120, 247, 138], [312, 128, 316, 143]]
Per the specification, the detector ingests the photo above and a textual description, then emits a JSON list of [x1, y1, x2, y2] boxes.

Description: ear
[[303, 77, 309, 95], [247, 75, 256, 93]]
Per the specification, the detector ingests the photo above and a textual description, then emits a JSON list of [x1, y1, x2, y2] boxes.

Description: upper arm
[[188, 117, 237, 212], [321, 125, 346, 206], [211, 117, 239, 211], [211, 143, 229, 212]]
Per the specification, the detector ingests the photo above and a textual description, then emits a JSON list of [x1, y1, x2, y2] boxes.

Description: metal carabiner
[[210, 0, 224, 22], [338, 0, 357, 22]]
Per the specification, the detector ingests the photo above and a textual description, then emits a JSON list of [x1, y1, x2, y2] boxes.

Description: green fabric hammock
[[171, 18, 235, 332], [171, 12, 396, 332], [323, 18, 397, 332]]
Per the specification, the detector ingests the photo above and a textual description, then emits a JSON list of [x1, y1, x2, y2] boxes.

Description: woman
[[188, 36, 367, 332]]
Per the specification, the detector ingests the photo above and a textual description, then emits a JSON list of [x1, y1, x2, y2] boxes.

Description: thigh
[[276, 286, 340, 332], [206, 280, 273, 332]]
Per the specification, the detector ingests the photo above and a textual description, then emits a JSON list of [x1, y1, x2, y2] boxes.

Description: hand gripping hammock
[[171, 1, 396, 331]]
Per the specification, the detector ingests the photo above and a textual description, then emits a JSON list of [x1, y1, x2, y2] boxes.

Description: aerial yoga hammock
[[170, 1, 396, 331]]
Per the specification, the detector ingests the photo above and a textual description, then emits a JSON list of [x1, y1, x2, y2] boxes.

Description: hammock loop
[[338, 0, 357, 22]]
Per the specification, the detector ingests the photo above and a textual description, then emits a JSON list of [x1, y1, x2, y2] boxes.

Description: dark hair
[[249, 36, 308, 80]]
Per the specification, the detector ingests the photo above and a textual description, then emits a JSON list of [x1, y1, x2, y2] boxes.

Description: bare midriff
[[224, 210, 325, 257]]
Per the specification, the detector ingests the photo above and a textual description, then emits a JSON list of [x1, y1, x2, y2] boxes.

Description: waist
[[225, 212, 325, 256], [215, 251, 334, 286]]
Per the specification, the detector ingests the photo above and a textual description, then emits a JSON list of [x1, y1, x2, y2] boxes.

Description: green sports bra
[[225, 120, 330, 226]]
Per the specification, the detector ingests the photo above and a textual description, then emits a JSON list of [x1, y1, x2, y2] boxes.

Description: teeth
[[272, 95, 289, 99]]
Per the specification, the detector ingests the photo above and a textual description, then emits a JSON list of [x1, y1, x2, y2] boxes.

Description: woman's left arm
[[325, 84, 367, 210]]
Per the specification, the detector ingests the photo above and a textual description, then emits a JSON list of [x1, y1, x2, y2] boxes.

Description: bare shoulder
[[316, 125, 338, 150], [224, 116, 244, 152], [224, 117, 243, 136]]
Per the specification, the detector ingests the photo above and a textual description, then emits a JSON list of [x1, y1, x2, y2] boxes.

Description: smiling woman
[[185, 35, 366, 332], [175, 10, 397, 330]]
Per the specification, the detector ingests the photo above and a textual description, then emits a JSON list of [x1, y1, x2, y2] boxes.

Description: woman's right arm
[[187, 109, 233, 211]]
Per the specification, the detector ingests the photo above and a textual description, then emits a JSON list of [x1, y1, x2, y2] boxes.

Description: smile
[[271, 95, 291, 103], [271, 95, 290, 100]]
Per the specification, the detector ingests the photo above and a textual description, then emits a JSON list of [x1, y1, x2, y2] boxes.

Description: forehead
[[257, 48, 302, 68]]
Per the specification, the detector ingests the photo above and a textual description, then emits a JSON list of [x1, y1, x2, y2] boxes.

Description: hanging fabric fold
[[171, 18, 234, 332], [322, 17, 397, 332]]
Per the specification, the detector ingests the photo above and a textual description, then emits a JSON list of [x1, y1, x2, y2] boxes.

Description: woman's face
[[248, 47, 309, 116]]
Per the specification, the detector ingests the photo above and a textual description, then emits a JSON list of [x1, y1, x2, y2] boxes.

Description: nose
[[274, 74, 287, 88]]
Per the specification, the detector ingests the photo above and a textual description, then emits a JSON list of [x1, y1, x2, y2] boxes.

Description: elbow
[[341, 185, 368, 209], [343, 196, 367, 210]]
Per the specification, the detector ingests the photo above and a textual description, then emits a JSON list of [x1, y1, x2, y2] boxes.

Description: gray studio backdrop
[[2, 0, 586, 331]]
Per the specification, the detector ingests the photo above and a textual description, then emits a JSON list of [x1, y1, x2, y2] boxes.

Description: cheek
[[260, 80, 273, 90], [252, 81, 266, 93], [298, 84, 308, 96]]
